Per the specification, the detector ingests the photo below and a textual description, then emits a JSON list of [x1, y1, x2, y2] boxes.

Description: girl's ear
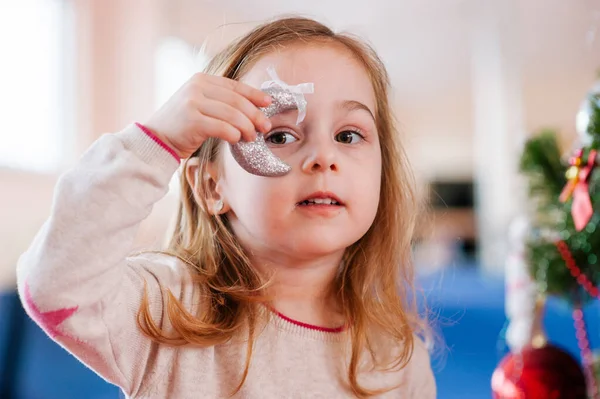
[[185, 158, 230, 215]]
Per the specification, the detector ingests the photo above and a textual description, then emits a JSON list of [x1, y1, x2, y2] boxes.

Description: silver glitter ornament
[[229, 86, 303, 177]]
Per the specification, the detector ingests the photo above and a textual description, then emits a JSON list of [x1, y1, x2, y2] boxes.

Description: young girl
[[17, 17, 436, 398]]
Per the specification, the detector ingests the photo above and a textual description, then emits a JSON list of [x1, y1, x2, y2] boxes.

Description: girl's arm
[[16, 124, 192, 395]]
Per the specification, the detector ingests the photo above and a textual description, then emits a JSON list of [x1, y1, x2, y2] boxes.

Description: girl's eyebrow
[[271, 100, 375, 121], [340, 100, 375, 121]]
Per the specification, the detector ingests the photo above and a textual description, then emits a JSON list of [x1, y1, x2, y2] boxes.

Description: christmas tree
[[508, 86, 600, 398], [520, 91, 600, 303]]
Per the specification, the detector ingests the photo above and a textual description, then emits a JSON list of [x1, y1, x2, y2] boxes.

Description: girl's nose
[[300, 137, 338, 174]]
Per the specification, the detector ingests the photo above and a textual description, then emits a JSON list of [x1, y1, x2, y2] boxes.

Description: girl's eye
[[335, 130, 364, 144], [265, 131, 298, 145]]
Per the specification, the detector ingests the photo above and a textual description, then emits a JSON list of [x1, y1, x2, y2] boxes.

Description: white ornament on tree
[[505, 215, 544, 352], [576, 80, 600, 145]]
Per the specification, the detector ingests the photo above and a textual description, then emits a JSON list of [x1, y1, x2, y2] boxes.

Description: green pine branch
[[519, 122, 600, 301]]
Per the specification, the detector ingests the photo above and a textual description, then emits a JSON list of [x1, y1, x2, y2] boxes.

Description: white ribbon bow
[[260, 66, 314, 125]]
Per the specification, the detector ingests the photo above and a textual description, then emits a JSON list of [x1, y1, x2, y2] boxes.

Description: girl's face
[[218, 43, 382, 262]]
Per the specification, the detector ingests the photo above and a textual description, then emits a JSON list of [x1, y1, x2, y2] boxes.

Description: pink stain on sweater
[[24, 282, 78, 339]]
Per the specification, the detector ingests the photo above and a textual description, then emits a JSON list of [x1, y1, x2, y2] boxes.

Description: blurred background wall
[[2, 0, 600, 398], [3, 0, 600, 287]]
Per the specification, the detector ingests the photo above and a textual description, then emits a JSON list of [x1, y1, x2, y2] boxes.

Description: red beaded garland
[[555, 240, 599, 397]]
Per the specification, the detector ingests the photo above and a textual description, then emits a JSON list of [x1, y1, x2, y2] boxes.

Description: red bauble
[[491, 344, 587, 399]]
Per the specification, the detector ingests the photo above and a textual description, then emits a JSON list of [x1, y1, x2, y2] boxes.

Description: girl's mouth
[[296, 191, 344, 207], [299, 198, 341, 206]]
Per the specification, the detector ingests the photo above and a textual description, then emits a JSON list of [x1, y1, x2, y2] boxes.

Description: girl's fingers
[[197, 98, 257, 142], [203, 83, 272, 133], [201, 74, 272, 108], [196, 114, 242, 144]]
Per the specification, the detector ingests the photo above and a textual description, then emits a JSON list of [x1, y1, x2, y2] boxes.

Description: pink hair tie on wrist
[[230, 66, 314, 177]]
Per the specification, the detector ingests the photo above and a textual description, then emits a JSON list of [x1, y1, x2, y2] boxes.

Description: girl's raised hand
[[144, 73, 272, 159]]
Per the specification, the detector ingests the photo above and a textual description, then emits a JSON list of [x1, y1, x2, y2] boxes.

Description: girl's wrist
[[134, 122, 181, 161]]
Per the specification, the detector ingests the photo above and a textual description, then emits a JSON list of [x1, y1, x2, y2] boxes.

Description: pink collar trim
[[268, 306, 347, 333]]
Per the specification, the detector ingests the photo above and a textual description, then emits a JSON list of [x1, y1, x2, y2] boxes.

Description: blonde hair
[[138, 16, 430, 397]]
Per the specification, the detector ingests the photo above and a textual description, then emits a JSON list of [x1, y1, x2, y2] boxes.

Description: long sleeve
[[16, 124, 194, 396], [409, 338, 437, 398]]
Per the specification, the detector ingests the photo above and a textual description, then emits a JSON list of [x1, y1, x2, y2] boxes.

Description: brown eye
[[265, 132, 297, 145], [335, 130, 363, 144]]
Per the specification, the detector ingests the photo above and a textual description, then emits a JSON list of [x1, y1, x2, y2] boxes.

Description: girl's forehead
[[241, 44, 376, 109]]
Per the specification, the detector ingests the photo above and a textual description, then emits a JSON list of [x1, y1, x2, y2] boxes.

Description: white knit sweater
[[16, 124, 436, 398]]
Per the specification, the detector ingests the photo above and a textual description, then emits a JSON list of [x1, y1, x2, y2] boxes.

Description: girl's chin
[[282, 238, 353, 259]]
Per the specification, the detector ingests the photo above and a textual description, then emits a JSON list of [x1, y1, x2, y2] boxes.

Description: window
[[0, 0, 72, 172]]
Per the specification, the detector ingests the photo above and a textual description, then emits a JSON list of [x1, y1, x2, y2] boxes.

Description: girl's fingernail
[[263, 120, 272, 132]]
